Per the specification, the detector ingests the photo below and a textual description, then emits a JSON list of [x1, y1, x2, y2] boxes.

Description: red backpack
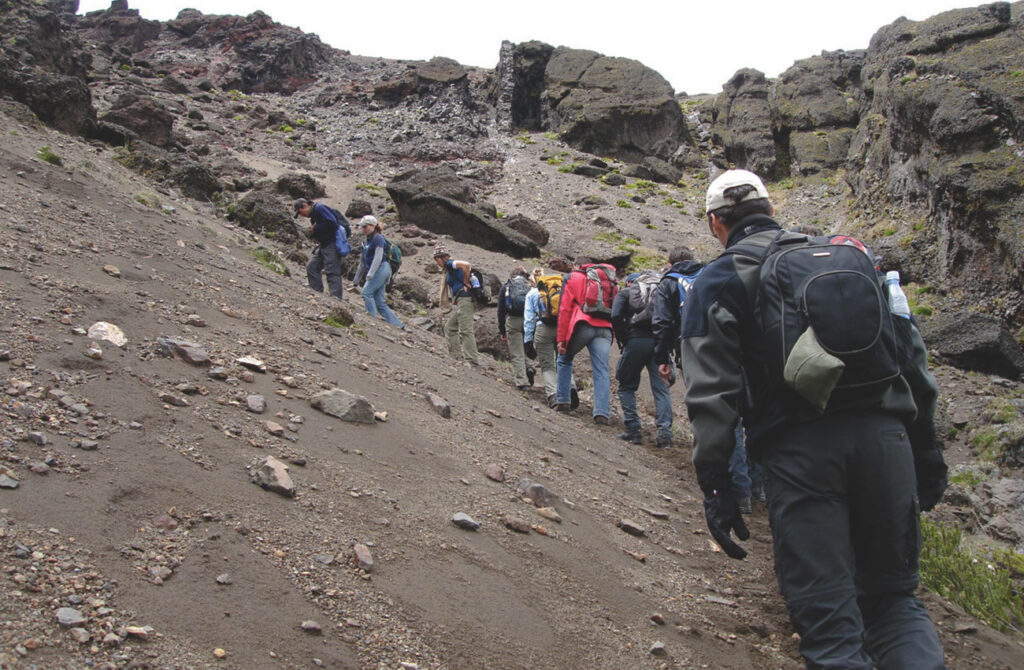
[[575, 264, 618, 319]]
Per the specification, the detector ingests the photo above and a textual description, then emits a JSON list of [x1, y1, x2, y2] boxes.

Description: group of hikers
[[295, 169, 950, 669]]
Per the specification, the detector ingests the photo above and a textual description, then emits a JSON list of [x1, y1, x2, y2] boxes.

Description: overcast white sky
[[79, 0, 975, 94]]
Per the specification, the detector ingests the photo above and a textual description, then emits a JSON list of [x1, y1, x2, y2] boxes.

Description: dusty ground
[[2, 103, 1023, 670]]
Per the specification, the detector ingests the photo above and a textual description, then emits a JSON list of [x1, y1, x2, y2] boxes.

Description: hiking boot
[[655, 434, 673, 449], [570, 387, 580, 410], [738, 496, 752, 515], [516, 384, 530, 391], [753, 486, 767, 503], [526, 367, 536, 386], [617, 430, 642, 445], [593, 415, 609, 426], [554, 403, 571, 413], [547, 394, 559, 409]]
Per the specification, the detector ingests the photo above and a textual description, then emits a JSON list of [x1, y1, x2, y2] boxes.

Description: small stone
[[85, 345, 103, 360], [87, 321, 127, 347], [235, 356, 267, 373], [125, 626, 152, 639], [427, 392, 452, 418], [148, 566, 173, 583], [208, 367, 229, 380], [313, 554, 334, 565], [451, 513, 479, 530], [616, 469, 629, 477], [265, 421, 285, 437], [157, 338, 210, 366], [103, 265, 121, 278], [618, 519, 646, 537], [158, 392, 189, 407], [28, 461, 50, 475], [250, 456, 296, 497], [954, 621, 978, 635], [310, 389, 375, 424], [504, 518, 532, 534], [642, 507, 669, 520], [484, 463, 504, 482], [0, 473, 20, 489], [517, 479, 558, 507], [246, 395, 266, 413], [537, 507, 562, 523], [216, 573, 233, 585], [353, 544, 374, 572], [301, 620, 322, 635], [28, 431, 48, 445], [56, 607, 86, 628], [186, 314, 206, 327], [239, 370, 255, 383], [213, 648, 227, 659], [69, 628, 90, 644], [74, 439, 99, 451], [280, 376, 299, 388], [152, 515, 178, 531], [650, 613, 666, 625], [102, 632, 121, 647], [650, 641, 667, 657]]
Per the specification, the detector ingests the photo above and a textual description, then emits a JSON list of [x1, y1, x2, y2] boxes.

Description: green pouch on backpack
[[784, 327, 846, 413]]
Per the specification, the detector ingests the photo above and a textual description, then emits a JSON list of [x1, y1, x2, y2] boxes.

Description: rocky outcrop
[[229, 191, 296, 241], [503, 214, 549, 247], [78, 2, 162, 53], [100, 93, 175, 147], [372, 57, 488, 140], [0, 0, 96, 135], [275, 172, 327, 200], [710, 69, 777, 178], [115, 143, 223, 201], [494, 42, 685, 163], [387, 168, 539, 258], [165, 9, 330, 94]]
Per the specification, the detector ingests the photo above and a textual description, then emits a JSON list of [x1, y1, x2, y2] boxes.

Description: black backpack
[[503, 276, 531, 316], [326, 206, 351, 238], [469, 268, 489, 305], [625, 269, 662, 325], [725, 231, 901, 412]]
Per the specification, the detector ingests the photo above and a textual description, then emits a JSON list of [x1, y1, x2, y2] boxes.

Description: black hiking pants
[[763, 411, 946, 670]]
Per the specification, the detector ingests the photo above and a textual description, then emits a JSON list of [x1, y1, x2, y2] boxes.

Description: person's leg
[[445, 306, 462, 360], [535, 323, 558, 399], [615, 339, 645, 433], [557, 327, 588, 406], [372, 265, 404, 328], [765, 417, 874, 670], [507, 315, 528, 386], [457, 298, 478, 365], [644, 342, 673, 443], [322, 244, 344, 299], [730, 422, 752, 500], [586, 327, 612, 419], [306, 248, 325, 293], [851, 418, 946, 670], [363, 270, 381, 318], [749, 458, 765, 502]]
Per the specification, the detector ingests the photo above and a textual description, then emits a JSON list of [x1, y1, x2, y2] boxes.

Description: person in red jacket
[[555, 256, 614, 423]]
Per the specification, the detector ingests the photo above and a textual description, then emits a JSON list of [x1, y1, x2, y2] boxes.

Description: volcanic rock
[[310, 389, 376, 424]]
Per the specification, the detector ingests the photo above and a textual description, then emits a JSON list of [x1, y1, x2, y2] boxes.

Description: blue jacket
[[361, 232, 386, 281], [523, 288, 542, 343], [309, 203, 339, 245]]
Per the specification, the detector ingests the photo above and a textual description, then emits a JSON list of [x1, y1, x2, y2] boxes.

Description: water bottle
[[469, 273, 481, 289], [885, 271, 911, 319]]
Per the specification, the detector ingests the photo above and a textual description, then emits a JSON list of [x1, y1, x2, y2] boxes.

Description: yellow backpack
[[535, 274, 565, 325]]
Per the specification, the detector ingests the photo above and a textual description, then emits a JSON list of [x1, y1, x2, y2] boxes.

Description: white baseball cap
[[705, 169, 770, 213]]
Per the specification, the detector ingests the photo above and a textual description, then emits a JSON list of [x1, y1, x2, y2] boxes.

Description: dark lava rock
[[492, 40, 555, 132], [345, 199, 374, 220], [502, 214, 549, 247], [115, 143, 222, 200], [923, 312, 1024, 380], [710, 68, 776, 178], [374, 56, 470, 104], [229, 191, 298, 241], [387, 169, 538, 258], [100, 93, 175, 147], [275, 172, 326, 200]]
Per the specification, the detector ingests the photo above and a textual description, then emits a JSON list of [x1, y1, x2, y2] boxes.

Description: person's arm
[[365, 238, 384, 282], [310, 203, 338, 240], [898, 319, 947, 510], [556, 273, 578, 348], [610, 291, 630, 346], [523, 291, 538, 343], [652, 280, 677, 366], [497, 285, 509, 337]]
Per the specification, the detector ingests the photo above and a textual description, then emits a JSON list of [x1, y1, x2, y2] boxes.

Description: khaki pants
[[445, 297, 479, 365], [507, 315, 529, 386], [534, 321, 560, 397]]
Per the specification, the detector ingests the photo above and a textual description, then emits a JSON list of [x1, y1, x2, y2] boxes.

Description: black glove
[[525, 341, 537, 359], [698, 469, 749, 560], [914, 447, 948, 512]]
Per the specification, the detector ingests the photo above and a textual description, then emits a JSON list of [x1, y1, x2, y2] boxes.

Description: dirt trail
[[1, 109, 1022, 670]]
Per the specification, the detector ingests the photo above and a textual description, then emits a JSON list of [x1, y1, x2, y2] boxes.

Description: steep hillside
[[2, 1, 1024, 668]]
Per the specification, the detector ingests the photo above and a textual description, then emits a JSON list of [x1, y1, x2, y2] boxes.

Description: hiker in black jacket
[[681, 169, 947, 669], [294, 198, 343, 299], [651, 246, 705, 382]]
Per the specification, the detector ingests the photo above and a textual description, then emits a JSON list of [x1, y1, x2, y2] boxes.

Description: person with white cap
[[359, 215, 403, 329], [680, 169, 947, 668]]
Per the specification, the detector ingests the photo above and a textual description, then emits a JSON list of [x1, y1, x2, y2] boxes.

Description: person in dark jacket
[[295, 198, 343, 300], [681, 169, 947, 669], [359, 216, 404, 329], [497, 267, 535, 390], [651, 246, 705, 382], [611, 272, 674, 447]]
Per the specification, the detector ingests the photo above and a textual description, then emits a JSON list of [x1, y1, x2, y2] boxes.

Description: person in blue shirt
[[433, 245, 478, 366], [359, 216, 403, 329], [294, 198, 343, 299]]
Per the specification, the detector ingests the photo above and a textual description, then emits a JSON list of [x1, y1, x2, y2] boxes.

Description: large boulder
[[0, 0, 96, 135], [374, 57, 469, 103], [310, 389, 376, 424], [230, 191, 297, 241], [78, 2, 162, 53], [100, 93, 175, 147], [474, 312, 508, 362], [923, 312, 1024, 380], [710, 69, 776, 177], [275, 172, 327, 200], [492, 40, 555, 132], [116, 143, 223, 201], [387, 169, 539, 258], [503, 214, 549, 247]]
